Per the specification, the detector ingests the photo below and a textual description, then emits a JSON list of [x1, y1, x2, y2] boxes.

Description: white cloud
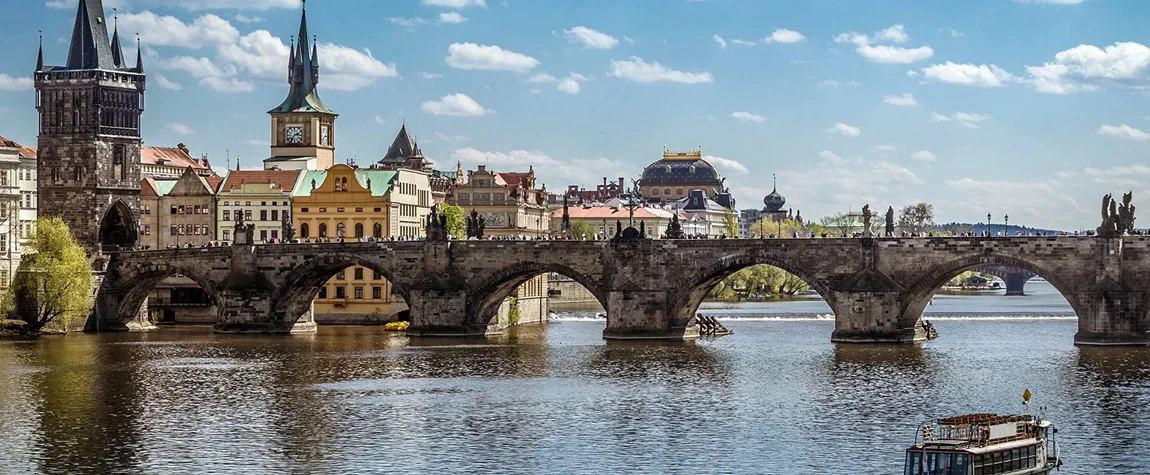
[[313, 44, 399, 91], [713, 35, 727, 48], [763, 28, 805, 44], [882, 93, 918, 107], [446, 43, 540, 71], [940, 28, 964, 38], [166, 122, 195, 135], [434, 132, 471, 142], [776, 158, 924, 217], [0, 74, 33, 91], [946, 178, 1053, 194], [420, 93, 491, 116], [234, 14, 263, 24], [876, 145, 898, 153], [527, 73, 557, 82], [704, 155, 749, 174], [389, 17, 429, 28], [1098, 124, 1150, 141], [1025, 42, 1150, 94], [120, 11, 239, 48], [834, 25, 933, 64], [153, 73, 183, 90], [438, 12, 467, 24], [375, 116, 387, 125], [608, 57, 713, 84], [919, 62, 1017, 87], [931, 111, 991, 128], [422, 0, 487, 7], [819, 150, 844, 164], [556, 73, 589, 94], [826, 123, 861, 137], [452, 147, 635, 187], [730, 111, 766, 123], [420, 72, 444, 79], [200, 76, 255, 93], [562, 26, 619, 50], [911, 150, 937, 162], [730, 39, 758, 46]]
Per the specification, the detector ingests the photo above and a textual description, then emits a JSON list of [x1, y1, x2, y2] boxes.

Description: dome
[[640, 157, 722, 186], [763, 185, 786, 213]]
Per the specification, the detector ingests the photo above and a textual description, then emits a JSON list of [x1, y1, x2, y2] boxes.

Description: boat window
[[1027, 445, 1037, 469], [950, 454, 969, 475], [905, 452, 921, 475], [905, 452, 971, 475]]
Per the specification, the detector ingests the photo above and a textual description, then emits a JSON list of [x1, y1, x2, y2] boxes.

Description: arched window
[[336, 223, 346, 238], [340, 177, 348, 191], [354, 223, 364, 238], [373, 223, 382, 238], [300, 223, 310, 238], [319, 223, 328, 237], [112, 145, 125, 180]]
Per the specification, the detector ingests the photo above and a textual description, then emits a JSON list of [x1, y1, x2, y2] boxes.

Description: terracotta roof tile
[[141, 146, 211, 171], [220, 170, 302, 193]]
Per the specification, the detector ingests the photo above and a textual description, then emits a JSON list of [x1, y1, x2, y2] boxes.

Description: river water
[[0, 281, 1146, 474]]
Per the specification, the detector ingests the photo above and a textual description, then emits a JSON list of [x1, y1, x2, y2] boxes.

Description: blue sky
[[1, 0, 1149, 230]]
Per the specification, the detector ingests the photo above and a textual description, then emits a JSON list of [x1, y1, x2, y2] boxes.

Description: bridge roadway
[[94, 236, 1150, 346]]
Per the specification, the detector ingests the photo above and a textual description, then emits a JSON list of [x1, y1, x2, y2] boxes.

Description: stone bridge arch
[[899, 253, 1085, 326], [270, 253, 414, 325], [101, 262, 222, 329], [466, 261, 606, 327], [669, 253, 834, 329]]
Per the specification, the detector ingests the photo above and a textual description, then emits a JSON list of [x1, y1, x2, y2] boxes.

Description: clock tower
[[265, 1, 336, 171]]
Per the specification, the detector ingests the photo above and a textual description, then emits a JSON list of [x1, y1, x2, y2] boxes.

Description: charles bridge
[[92, 235, 1150, 346]]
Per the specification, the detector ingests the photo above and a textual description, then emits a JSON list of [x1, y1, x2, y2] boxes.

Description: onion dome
[[763, 175, 786, 212]]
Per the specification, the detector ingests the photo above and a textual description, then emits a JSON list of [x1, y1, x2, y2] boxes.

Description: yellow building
[[292, 164, 433, 323], [216, 169, 301, 244]]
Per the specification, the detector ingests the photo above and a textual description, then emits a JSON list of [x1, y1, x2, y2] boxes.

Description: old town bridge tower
[[34, 0, 145, 257]]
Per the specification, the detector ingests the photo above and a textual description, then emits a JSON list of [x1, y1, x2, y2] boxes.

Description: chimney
[[618, 177, 625, 190], [177, 143, 189, 154], [603, 177, 607, 187]]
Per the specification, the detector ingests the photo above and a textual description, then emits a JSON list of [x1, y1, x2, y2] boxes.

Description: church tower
[[265, 1, 337, 171], [35, 0, 145, 257]]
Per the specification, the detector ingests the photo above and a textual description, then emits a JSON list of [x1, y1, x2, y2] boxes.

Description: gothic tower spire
[[110, 8, 124, 68], [66, 0, 116, 70], [269, 0, 330, 114], [135, 34, 144, 73], [35, 31, 43, 72]]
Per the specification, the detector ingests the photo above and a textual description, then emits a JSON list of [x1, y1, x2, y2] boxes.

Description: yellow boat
[[383, 321, 410, 332]]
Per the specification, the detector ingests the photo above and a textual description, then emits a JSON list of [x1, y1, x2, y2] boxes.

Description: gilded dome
[[640, 155, 722, 186]]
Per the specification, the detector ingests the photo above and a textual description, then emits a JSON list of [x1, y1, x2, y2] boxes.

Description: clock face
[[286, 126, 304, 144], [320, 126, 329, 146]]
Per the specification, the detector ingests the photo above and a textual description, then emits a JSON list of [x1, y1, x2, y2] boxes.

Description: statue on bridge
[[885, 206, 895, 237], [233, 207, 255, 245], [426, 204, 448, 242], [281, 210, 295, 242], [1099, 192, 1136, 237], [466, 210, 486, 239], [664, 213, 685, 239], [862, 204, 873, 237]]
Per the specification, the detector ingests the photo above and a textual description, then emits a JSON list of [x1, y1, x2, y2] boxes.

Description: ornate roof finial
[[773, 173, 777, 192], [36, 30, 44, 72], [135, 33, 144, 72]]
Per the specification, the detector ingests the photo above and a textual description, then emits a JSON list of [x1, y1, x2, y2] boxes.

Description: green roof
[[291, 169, 397, 197], [154, 180, 178, 196]]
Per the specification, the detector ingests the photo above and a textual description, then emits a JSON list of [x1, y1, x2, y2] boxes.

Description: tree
[[568, 221, 595, 240], [821, 212, 861, 236], [898, 202, 936, 234], [14, 218, 92, 332], [752, 218, 805, 237], [722, 208, 740, 237], [439, 204, 467, 239]]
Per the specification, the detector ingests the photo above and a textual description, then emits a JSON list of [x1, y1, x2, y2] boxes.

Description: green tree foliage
[[440, 204, 467, 238], [709, 264, 810, 300], [722, 208, 740, 237], [568, 221, 596, 240], [820, 212, 862, 236], [751, 218, 805, 237], [15, 218, 93, 332], [898, 202, 936, 234]]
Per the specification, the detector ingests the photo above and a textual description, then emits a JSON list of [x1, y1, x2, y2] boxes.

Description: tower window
[[113, 145, 125, 181]]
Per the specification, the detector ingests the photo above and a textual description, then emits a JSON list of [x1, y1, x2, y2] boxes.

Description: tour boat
[[903, 390, 1061, 475]]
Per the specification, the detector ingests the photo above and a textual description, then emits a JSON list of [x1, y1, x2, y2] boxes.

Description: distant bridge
[[93, 237, 1150, 346]]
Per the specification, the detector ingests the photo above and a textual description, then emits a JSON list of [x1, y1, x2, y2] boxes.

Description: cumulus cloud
[[608, 57, 713, 84], [704, 155, 749, 174], [730, 111, 766, 123], [452, 147, 636, 187], [911, 150, 937, 162], [388, 17, 429, 28], [931, 111, 991, 128], [882, 93, 918, 107], [834, 24, 933, 64], [762, 28, 805, 44], [446, 43, 540, 71], [420, 72, 444, 79], [557, 73, 590, 94], [562, 26, 619, 49], [153, 73, 183, 90], [1098, 124, 1150, 141], [1025, 42, 1150, 94], [713, 35, 727, 48], [119, 11, 239, 48], [0, 74, 34, 91], [918, 62, 1018, 87], [438, 12, 467, 24], [420, 93, 491, 116], [826, 123, 861, 137], [166, 122, 195, 135], [819, 150, 844, 164]]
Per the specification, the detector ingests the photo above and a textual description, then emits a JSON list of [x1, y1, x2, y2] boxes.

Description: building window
[[335, 286, 346, 299], [245, 210, 252, 221], [144, 225, 151, 235], [373, 287, 382, 299], [143, 205, 150, 215], [260, 230, 267, 241], [354, 223, 364, 238], [336, 223, 346, 238], [652, 189, 659, 196], [301, 208, 309, 213], [336, 270, 345, 280], [202, 205, 209, 214], [271, 230, 278, 240], [300, 223, 309, 238], [223, 230, 230, 241], [355, 207, 363, 213], [373, 223, 382, 238], [318, 286, 327, 299], [223, 210, 230, 221], [354, 287, 364, 299], [354, 268, 364, 280], [337, 208, 345, 213], [261, 202, 266, 206], [170, 226, 178, 236], [319, 223, 327, 237], [374, 208, 382, 213], [171, 206, 177, 215], [260, 210, 268, 221], [113, 145, 125, 180], [373, 270, 382, 280], [271, 210, 279, 222]]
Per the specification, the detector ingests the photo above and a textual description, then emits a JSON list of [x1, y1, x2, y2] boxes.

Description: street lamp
[[1005, 214, 1009, 237], [987, 213, 992, 237]]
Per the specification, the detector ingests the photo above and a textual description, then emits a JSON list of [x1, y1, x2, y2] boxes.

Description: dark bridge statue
[[95, 237, 1150, 346]]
